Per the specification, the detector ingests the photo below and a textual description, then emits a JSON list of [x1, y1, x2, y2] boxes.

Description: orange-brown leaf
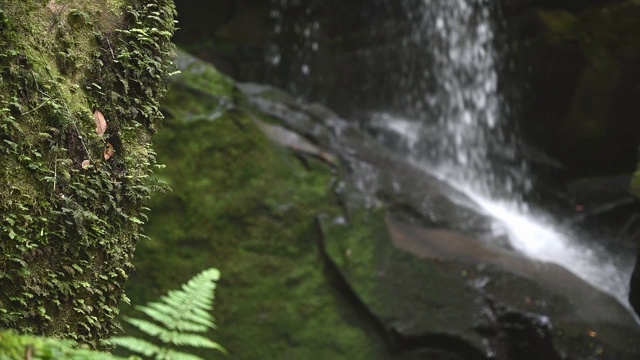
[[94, 110, 107, 136], [104, 143, 116, 160]]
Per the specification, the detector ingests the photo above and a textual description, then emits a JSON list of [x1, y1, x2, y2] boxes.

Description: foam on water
[[440, 171, 631, 306]]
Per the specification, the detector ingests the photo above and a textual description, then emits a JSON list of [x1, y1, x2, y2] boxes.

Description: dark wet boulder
[[630, 256, 640, 316], [130, 50, 640, 359], [475, 294, 562, 360], [505, 0, 640, 178], [238, 72, 640, 359], [630, 150, 640, 316]]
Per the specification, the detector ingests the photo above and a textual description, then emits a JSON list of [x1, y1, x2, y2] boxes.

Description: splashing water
[[386, 0, 634, 306], [264, 0, 635, 310]]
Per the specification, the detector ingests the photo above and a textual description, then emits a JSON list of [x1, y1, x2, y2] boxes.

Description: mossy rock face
[[517, 0, 640, 177], [124, 51, 380, 359], [0, 0, 176, 345]]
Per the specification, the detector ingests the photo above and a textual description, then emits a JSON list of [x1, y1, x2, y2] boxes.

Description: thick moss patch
[[0, 0, 175, 345], [123, 57, 379, 359]]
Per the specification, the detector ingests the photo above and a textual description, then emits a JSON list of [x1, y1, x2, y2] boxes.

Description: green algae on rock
[[123, 51, 380, 359], [0, 0, 176, 345]]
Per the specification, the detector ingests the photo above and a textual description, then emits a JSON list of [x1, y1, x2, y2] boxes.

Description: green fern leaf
[[110, 267, 226, 359], [108, 336, 161, 357], [159, 332, 224, 349], [123, 317, 166, 338], [135, 305, 183, 330], [156, 348, 205, 360], [137, 303, 213, 331]]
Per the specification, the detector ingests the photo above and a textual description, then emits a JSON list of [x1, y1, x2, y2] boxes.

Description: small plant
[[108, 268, 226, 360], [0, 329, 129, 360]]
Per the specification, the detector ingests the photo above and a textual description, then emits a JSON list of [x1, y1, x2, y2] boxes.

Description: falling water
[[264, 0, 634, 308], [388, 0, 633, 306], [393, 0, 528, 198]]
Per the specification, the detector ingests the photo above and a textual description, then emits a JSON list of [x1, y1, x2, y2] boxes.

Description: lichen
[[0, 0, 176, 346]]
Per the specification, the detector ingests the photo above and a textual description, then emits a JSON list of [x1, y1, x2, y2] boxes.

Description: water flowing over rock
[[236, 78, 640, 359], [138, 0, 640, 357]]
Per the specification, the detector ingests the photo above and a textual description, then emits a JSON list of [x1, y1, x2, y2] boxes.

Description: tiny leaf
[[104, 143, 116, 160], [94, 110, 107, 136]]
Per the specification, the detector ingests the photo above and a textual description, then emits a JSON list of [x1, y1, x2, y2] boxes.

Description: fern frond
[[140, 267, 219, 333], [108, 336, 161, 357], [137, 302, 214, 332], [159, 332, 223, 349], [110, 267, 226, 359], [155, 348, 204, 360], [123, 317, 166, 338]]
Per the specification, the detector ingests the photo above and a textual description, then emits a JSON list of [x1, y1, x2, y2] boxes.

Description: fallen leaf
[[94, 110, 107, 136], [81, 160, 91, 170], [104, 143, 116, 160]]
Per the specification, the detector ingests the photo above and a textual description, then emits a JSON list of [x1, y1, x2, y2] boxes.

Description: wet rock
[[251, 117, 337, 164], [630, 148, 640, 317], [475, 294, 562, 360], [236, 82, 335, 148], [173, 0, 640, 180], [506, 0, 640, 178], [630, 255, 640, 316], [150, 50, 640, 359]]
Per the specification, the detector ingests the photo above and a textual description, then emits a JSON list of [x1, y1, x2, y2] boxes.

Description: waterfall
[[265, 0, 634, 310], [389, 0, 633, 307], [388, 0, 527, 199]]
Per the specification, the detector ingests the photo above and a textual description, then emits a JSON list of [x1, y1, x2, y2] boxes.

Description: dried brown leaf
[[104, 143, 116, 160], [94, 110, 107, 136]]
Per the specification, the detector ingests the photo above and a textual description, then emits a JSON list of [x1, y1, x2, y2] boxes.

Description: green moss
[[127, 112, 374, 359], [0, 0, 176, 346], [0, 330, 127, 360], [123, 58, 378, 358], [322, 209, 388, 314]]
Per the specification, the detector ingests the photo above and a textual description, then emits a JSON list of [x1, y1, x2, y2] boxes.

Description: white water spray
[[388, 0, 633, 306]]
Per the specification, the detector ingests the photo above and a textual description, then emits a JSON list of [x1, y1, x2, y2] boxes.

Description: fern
[[109, 268, 226, 359]]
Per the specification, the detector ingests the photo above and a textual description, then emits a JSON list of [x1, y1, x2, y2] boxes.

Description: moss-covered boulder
[[124, 50, 640, 360], [0, 0, 176, 345], [123, 50, 380, 359]]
